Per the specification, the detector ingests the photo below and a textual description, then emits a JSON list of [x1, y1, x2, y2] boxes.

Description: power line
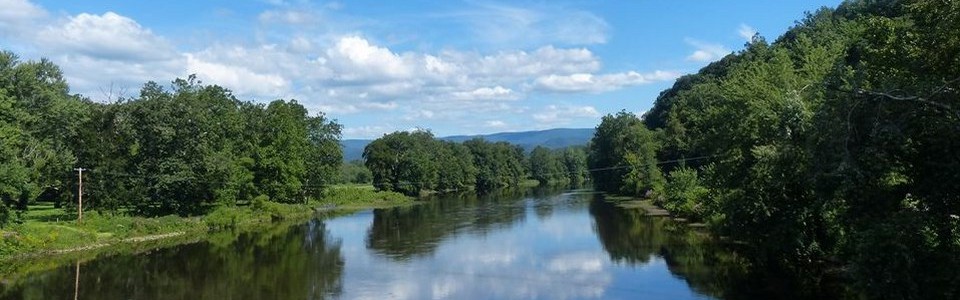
[[75, 154, 728, 192]]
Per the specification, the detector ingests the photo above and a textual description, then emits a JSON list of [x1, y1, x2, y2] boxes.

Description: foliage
[[319, 186, 411, 208], [338, 160, 372, 184], [0, 52, 85, 226], [588, 111, 663, 196], [363, 130, 442, 195], [463, 138, 527, 193], [528, 146, 561, 185], [660, 167, 708, 219], [363, 132, 534, 195], [0, 51, 342, 220], [595, 1, 960, 298]]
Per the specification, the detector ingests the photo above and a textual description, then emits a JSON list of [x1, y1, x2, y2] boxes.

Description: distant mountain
[[439, 128, 595, 149], [340, 139, 372, 162], [340, 128, 594, 161]]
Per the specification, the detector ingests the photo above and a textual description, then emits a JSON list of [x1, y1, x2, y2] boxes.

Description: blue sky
[[0, 0, 842, 139]]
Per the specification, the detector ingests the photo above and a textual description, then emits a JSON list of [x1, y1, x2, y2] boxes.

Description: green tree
[[363, 130, 438, 196], [588, 111, 663, 196], [0, 51, 86, 224], [528, 146, 561, 185], [559, 147, 589, 187]]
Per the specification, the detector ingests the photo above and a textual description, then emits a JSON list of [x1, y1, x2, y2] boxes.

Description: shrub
[[661, 167, 708, 220]]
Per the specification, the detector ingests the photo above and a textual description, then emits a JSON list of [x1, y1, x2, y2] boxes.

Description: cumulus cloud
[[6, 9, 185, 96], [685, 38, 731, 62], [325, 36, 415, 82], [343, 125, 390, 138], [484, 120, 508, 129], [738, 24, 757, 42], [0, 0, 46, 34], [56, 55, 184, 98], [452, 86, 515, 100], [535, 70, 679, 93], [38, 12, 177, 62], [1, 0, 682, 138], [185, 54, 289, 98], [533, 105, 600, 125], [459, 46, 600, 80]]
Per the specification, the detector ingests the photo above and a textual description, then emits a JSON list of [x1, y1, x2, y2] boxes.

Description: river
[[0, 188, 819, 299]]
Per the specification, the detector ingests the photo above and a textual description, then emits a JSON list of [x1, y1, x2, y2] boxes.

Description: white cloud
[[0, 0, 674, 138], [403, 109, 435, 121], [0, 0, 45, 34], [457, 3, 609, 46], [460, 46, 600, 80], [56, 54, 184, 98], [533, 105, 600, 125], [258, 10, 317, 24], [451, 86, 515, 100], [343, 125, 390, 139], [535, 70, 679, 93], [360, 101, 399, 110], [484, 120, 508, 129], [5, 9, 184, 97], [547, 252, 606, 273], [325, 36, 415, 82], [685, 38, 731, 62], [738, 24, 757, 42], [38, 12, 177, 62], [185, 53, 289, 98]]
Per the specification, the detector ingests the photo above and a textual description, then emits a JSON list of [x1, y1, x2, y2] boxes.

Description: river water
[[1, 188, 788, 299]]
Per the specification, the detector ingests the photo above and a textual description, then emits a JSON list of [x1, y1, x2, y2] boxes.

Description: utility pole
[[74, 168, 86, 224]]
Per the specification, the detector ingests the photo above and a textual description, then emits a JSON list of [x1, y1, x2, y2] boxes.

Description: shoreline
[[0, 186, 416, 279], [605, 195, 708, 228]]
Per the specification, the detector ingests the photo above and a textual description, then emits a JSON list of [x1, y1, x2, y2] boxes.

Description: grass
[[605, 195, 672, 216], [319, 184, 415, 209], [0, 185, 415, 267]]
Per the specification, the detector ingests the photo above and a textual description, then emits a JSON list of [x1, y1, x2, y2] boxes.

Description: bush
[[203, 206, 249, 230], [0, 204, 9, 228], [320, 186, 410, 206], [252, 194, 270, 211], [661, 167, 708, 220]]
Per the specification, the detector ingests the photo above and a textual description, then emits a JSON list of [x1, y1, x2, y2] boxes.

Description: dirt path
[[617, 200, 671, 216], [47, 231, 186, 255]]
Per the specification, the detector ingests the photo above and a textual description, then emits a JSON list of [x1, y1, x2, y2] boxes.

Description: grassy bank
[[0, 185, 414, 267], [604, 195, 706, 228]]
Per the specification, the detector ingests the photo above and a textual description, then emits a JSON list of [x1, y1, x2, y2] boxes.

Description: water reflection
[[1, 188, 838, 299], [332, 188, 712, 299], [366, 188, 532, 260], [0, 220, 344, 300], [589, 197, 754, 299]]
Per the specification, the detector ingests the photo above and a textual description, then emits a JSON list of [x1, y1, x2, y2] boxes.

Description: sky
[[0, 0, 842, 139]]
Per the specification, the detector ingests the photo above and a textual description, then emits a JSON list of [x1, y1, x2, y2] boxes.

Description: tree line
[[362, 130, 588, 196], [588, 1, 959, 298], [0, 53, 342, 224]]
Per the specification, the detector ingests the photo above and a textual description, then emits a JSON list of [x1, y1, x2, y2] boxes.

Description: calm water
[[1, 188, 771, 300]]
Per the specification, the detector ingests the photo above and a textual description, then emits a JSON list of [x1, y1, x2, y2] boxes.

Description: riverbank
[[0, 185, 414, 277], [604, 195, 709, 228]]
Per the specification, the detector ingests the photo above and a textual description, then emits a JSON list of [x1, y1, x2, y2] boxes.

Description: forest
[[0, 58, 342, 222], [362, 130, 588, 196], [2, 0, 958, 298], [0, 52, 586, 224], [586, 1, 959, 298]]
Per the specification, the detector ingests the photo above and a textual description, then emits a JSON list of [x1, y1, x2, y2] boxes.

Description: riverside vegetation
[[586, 1, 959, 299], [0, 48, 582, 262], [0, 51, 415, 261], [1, 0, 958, 299]]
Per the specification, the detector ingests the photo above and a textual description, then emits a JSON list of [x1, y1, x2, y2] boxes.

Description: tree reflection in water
[[366, 188, 532, 260], [0, 220, 344, 300], [589, 196, 849, 299]]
